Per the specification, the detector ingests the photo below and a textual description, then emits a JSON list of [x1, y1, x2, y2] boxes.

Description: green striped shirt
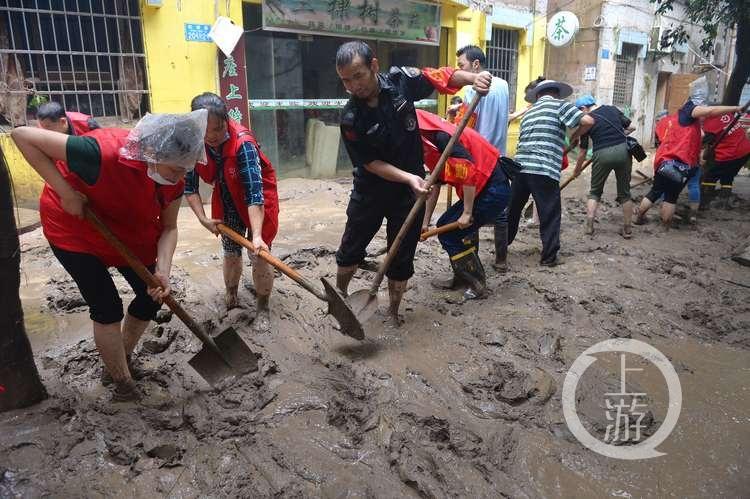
[[515, 96, 583, 181]]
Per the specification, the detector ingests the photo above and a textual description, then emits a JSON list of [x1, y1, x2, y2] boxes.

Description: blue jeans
[[437, 166, 511, 257], [687, 167, 700, 203]]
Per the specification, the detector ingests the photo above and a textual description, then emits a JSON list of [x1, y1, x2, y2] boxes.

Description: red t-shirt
[[703, 113, 750, 162]]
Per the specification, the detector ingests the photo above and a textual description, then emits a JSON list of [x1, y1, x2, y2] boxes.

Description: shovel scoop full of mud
[[218, 224, 365, 341], [321, 278, 365, 340], [188, 326, 259, 387]]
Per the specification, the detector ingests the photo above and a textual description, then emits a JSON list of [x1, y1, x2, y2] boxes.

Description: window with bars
[[613, 43, 640, 108], [0, 0, 148, 128], [485, 27, 518, 112]]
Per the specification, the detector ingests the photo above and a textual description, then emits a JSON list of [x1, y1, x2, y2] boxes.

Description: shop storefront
[[242, 1, 441, 178]]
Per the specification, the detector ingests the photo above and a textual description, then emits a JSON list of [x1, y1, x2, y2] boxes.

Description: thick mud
[[2, 171, 749, 498]]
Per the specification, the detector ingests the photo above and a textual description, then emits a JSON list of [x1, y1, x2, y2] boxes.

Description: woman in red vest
[[418, 110, 511, 299], [634, 98, 741, 228], [11, 110, 208, 401], [701, 110, 750, 208], [184, 93, 279, 333], [35, 101, 100, 135]]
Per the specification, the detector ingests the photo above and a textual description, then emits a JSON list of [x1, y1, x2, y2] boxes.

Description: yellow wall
[[447, 4, 547, 155], [505, 14, 547, 155], [3, 0, 247, 205], [1, 134, 43, 204], [140, 0, 243, 112]]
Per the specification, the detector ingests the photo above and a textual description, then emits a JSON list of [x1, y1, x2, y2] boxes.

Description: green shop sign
[[262, 0, 441, 45]]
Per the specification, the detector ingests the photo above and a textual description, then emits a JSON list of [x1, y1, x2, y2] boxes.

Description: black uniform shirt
[[340, 67, 437, 198]]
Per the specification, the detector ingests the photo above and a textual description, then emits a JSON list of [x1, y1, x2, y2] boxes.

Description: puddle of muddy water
[[521, 337, 749, 498], [6, 177, 750, 498]]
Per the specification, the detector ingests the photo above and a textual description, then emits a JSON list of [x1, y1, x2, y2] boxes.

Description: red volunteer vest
[[193, 120, 279, 245], [416, 110, 498, 198], [653, 114, 701, 172], [66, 111, 95, 136], [703, 113, 750, 162], [40, 128, 184, 267]]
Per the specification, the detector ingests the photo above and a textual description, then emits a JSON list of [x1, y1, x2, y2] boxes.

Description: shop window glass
[[243, 3, 438, 178]]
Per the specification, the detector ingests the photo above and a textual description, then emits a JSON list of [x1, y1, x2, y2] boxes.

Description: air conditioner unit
[[648, 26, 673, 53]]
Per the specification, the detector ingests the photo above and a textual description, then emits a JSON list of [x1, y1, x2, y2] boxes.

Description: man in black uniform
[[334, 40, 491, 326]]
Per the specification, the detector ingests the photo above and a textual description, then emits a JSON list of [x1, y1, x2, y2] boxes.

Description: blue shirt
[[184, 139, 264, 211], [464, 76, 510, 154]]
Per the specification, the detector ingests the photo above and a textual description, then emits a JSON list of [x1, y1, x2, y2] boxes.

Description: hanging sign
[[262, 0, 441, 46], [547, 11, 579, 47], [218, 35, 250, 129]]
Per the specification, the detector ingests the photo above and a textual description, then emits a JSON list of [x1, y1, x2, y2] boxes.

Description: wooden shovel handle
[[559, 158, 593, 191], [631, 176, 653, 188], [420, 221, 461, 241], [369, 92, 482, 295], [216, 223, 327, 301], [83, 208, 214, 347]]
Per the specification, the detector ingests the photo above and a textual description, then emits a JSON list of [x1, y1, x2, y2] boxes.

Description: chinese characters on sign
[[218, 38, 250, 129], [262, 0, 440, 45], [604, 354, 648, 444], [184, 23, 212, 42], [562, 339, 682, 460], [546, 11, 579, 47]]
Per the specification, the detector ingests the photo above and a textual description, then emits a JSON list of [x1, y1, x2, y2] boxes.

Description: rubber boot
[[492, 222, 508, 273], [451, 250, 487, 299], [431, 267, 466, 290], [718, 187, 733, 210], [699, 183, 717, 210]]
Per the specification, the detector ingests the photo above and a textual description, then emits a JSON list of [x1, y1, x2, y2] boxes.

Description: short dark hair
[[456, 45, 486, 68], [336, 41, 374, 68], [36, 101, 66, 121], [191, 92, 228, 121], [450, 96, 463, 105], [524, 75, 546, 93]]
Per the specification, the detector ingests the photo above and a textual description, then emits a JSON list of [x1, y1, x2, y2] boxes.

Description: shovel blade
[[347, 288, 379, 326], [321, 278, 365, 340], [187, 327, 258, 388]]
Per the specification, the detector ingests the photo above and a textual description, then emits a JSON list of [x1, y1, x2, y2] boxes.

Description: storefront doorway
[[242, 3, 439, 178]]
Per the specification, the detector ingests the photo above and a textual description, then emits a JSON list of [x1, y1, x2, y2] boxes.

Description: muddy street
[[2, 174, 749, 498]]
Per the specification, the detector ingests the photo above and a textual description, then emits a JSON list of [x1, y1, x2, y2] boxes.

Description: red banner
[[218, 35, 250, 129]]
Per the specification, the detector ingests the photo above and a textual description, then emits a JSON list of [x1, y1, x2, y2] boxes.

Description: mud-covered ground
[[2, 170, 749, 498]]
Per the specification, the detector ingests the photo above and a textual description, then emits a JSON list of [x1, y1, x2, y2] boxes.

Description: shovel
[[522, 143, 584, 219], [420, 221, 460, 241], [84, 208, 258, 388], [216, 224, 365, 340], [342, 93, 483, 326], [522, 156, 591, 219]]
